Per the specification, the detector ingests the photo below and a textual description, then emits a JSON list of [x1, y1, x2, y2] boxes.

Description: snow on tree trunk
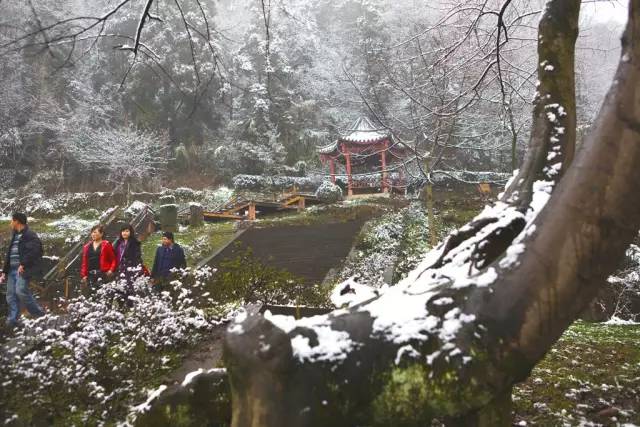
[[501, 0, 580, 209], [222, 2, 640, 426]]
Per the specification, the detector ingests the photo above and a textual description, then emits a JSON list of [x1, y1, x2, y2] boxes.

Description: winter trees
[[213, 0, 327, 177], [1, 0, 622, 190], [1, 0, 227, 188], [223, 1, 640, 426], [61, 124, 169, 192]]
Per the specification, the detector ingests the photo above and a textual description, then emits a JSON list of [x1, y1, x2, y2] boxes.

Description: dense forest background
[[0, 0, 624, 195]]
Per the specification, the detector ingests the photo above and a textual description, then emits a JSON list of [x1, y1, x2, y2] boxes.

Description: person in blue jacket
[[1, 213, 45, 328], [150, 231, 186, 286]]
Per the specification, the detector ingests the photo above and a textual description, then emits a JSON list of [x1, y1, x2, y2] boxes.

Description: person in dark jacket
[[151, 231, 186, 285], [113, 224, 144, 284], [80, 225, 116, 293], [1, 213, 45, 328]]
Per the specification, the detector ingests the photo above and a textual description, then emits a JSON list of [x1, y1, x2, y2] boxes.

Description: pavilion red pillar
[[329, 158, 336, 184], [343, 146, 353, 196], [381, 140, 388, 193], [248, 202, 256, 221]]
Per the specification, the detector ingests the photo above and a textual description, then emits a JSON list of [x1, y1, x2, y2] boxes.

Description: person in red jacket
[[80, 225, 116, 293]]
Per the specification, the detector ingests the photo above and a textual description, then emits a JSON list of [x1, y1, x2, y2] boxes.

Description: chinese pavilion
[[318, 117, 407, 195]]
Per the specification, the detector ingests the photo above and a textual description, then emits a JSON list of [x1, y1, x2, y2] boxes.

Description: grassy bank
[[514, 321, 640, 425]]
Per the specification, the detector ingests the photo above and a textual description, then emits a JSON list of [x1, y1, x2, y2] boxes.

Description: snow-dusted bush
[[173, 187, 198, 200], [213, 139, 286, 179], [169, 187, 209, 202], [393, 207, 432, 281], [338, 211, 404, 287], [431, 170, 512, 185], [46, 216, 96, 235], [335, 172, 402, 187], [337, 204, 432, 288], [0, 248, 331, 424], [232, 174, 265, 190], [232, 174, 322, 192], [200, 186, 234, 210], [315, 181, 343, 203], [1, 192, 120, 217], [0, 269, 224, 424], [602, 244, 640, 322], [280, 161, 307, 177]]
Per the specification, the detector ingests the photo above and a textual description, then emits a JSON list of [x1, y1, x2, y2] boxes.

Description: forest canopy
[[0, 0, 624, 194]]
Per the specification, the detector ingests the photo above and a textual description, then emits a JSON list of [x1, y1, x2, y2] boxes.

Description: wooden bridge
[[203, 192, 322, 222]]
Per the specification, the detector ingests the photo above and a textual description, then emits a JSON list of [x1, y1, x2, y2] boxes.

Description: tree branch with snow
[[222, 2, 640, 425]]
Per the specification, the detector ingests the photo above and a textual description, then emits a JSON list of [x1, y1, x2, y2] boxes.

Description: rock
[[595, 406, 619, 418], [189, 203, 204, 227], [159, 204, 178, 233]]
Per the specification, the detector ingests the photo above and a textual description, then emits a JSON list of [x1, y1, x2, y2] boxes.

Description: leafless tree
[[61, 124, 170, 193]]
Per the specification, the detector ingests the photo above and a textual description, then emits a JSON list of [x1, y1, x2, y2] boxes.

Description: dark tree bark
[[223, 1, 640, 426], [501, 0, 580, 209]]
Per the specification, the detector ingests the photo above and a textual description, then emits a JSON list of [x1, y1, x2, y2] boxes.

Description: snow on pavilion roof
[[317, 140, 338, 154], [316, 117, 391, 155], [339, 117, 390, 144]]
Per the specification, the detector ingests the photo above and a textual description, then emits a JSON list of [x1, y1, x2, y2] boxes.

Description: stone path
[[204, 220, 365, 284]]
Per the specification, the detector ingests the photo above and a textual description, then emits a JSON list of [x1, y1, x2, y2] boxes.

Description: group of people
[[2, 213, 187, 328], [79, 224, 186, 290]]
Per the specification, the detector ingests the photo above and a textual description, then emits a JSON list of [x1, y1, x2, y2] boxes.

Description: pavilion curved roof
[[339, 117, 391, 144], [317, 117, 392, 156], [317, 140, 338, 154]]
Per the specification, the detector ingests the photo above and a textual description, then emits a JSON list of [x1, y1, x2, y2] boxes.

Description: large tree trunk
[[223, 1, 640, 425], [501, 0, 579, 209]]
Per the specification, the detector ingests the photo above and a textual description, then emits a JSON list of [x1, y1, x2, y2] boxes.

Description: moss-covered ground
[[432, 187, 489, 231], [514, 321, 640, 425]]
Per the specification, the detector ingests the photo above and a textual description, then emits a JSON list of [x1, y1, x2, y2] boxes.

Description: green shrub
[[208, 246, 329, 307]]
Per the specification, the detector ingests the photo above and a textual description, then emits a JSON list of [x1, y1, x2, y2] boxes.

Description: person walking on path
[[113, 224, 144, 284], [151, 231, 186, 287], [1, 213, 45, 328], [80, 225, 116, 293]]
